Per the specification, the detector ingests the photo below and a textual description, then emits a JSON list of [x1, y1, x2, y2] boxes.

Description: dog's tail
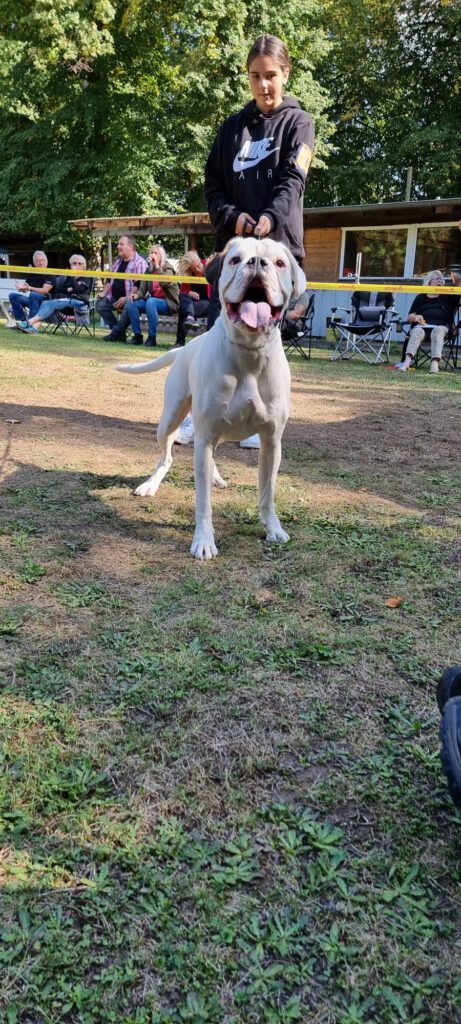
[[116, 348, 180, 375]]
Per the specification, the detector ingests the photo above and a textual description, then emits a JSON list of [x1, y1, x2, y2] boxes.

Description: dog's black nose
[[248, 256, 268, 269]]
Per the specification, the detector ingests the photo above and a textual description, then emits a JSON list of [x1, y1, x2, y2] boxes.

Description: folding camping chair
[[281, 294, 314, 360], [44, 302, 94, 338], [329, 291, 396, 364], [42, 277, 96, 338]]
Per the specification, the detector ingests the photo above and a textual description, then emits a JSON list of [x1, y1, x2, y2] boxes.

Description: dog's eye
[[230, 256, 241, 265], [275, 259, 286, 268]]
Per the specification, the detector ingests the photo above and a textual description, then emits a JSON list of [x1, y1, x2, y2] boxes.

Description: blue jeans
[[36, 297, 86, 322], [9, 290, 45, 321], [127, 297, 169, 336]]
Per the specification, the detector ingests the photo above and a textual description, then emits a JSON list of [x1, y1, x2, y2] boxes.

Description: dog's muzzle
[[226, 275, 283, 332]]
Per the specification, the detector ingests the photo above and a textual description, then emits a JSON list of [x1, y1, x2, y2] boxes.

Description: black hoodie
[[55, 274, 93, 304], [204, 97, 314, 260]]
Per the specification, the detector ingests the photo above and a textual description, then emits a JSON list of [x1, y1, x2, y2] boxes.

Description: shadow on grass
[[1, 385, 461, 524]]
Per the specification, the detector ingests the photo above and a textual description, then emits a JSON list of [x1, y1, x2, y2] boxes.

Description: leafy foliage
[[0, 0, 331, 245], [0, 0, 460, 248], [309, 0, 461, 204]]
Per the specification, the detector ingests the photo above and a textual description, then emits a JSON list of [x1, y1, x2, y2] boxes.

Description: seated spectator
[[96, 235, 147, 342], [175, 250, 210, 347], [204, 251, 223, 330], [8, 250, 55, 324], [282, 289, 313, 339], [126, 244, 179, 347], [395, 269, 461, 373], [17, 255, 93, 333]]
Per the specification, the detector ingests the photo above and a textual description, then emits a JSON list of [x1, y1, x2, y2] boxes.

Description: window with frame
[[414, 226, 461, 276], [342, 229, 407, 278]]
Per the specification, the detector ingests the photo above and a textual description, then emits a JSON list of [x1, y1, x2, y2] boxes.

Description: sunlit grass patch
[[1, 330, 461, 1021]]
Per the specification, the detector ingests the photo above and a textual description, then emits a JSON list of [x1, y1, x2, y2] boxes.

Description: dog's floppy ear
[[287, 249, 307, 299], [221, 238, 239, 264], [214, 238, 241, 280]]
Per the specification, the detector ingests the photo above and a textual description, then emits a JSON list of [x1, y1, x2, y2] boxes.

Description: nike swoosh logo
[[233, 145, 280, 172]]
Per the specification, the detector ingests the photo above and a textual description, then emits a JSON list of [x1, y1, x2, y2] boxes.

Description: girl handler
[[205, 34, 314, 270], [177, 34, 314, 450]]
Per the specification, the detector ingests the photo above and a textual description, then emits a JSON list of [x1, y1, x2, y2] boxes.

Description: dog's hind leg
[[212, 461, 227, 489], [134, 405, 188, 497], [134, 437, 175, 497], [258, 435, 290, 543]]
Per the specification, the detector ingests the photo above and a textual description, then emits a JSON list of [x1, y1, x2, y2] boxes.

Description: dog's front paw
[[190, 530, 218, 560], [265, 518, 290, 544]]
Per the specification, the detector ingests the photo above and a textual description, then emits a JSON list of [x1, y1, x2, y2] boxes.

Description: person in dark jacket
[[205, 35, 314, 270], [203, 33, 314, 448], [395, 269, 461, 373], [17, 255, 93, 333]]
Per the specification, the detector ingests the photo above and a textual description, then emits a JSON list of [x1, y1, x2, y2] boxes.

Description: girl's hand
[[254, 215, 272, 238], [236, 212, 257, 236]]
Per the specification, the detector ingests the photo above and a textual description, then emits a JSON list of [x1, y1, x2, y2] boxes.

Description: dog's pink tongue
[[240, 301, 272, 328]]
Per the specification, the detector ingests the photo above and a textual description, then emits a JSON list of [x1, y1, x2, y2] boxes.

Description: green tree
[[0, 0, 333, 246], [163, 0, 333, 209], [309, 0, 461, 205], [0, 0, 182, 244], [390, 0, 461, 199]]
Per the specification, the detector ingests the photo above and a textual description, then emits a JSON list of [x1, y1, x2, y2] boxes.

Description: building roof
[[303, 197, 461, 228], [69, 198, 461, 237]]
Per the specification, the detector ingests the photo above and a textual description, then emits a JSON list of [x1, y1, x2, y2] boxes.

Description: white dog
[[117, 237, 306, 559]]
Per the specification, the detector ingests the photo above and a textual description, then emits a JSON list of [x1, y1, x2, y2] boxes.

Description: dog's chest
[[223, 376, 269, 426]]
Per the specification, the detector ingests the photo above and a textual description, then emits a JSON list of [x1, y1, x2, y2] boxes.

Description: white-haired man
[[8, 250, 55, 325]]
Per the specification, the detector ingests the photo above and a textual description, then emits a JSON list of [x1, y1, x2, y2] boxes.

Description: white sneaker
[[239, 433, 261, 449], [394, 361, 408, 371], [429, 362, 439, 374], [175, 413, 195, 444]]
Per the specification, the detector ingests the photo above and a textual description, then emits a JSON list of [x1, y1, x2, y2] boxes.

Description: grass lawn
[[1, 325, 461, 1023]]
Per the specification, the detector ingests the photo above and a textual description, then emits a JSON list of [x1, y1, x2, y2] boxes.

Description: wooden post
[[355, 252, 362, 283]]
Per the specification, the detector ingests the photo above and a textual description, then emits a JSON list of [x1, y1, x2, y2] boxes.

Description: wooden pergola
[[69, 213, 214, 265]]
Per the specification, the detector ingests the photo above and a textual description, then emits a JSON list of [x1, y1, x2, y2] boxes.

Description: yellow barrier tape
[[306, 281, 461, 295], [6, 265, 205, 285], [6, 265, 461, 295]]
